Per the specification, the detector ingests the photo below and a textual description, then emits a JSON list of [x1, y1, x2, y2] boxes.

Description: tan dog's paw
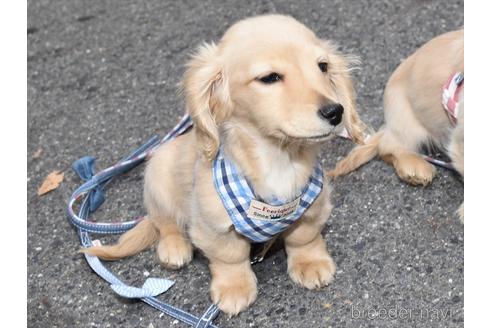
[[288, 256, 336, 289], [210, 269, 257, 316], [157, 235, 193, 269], [393, 153, 436, 186]]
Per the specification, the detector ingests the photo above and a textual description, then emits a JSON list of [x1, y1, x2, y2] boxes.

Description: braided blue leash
[[67, 115, 220, 328]]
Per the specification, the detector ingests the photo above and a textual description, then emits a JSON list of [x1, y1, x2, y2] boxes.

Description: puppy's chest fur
[[252, 146, 312, 202], [222, 124, 316, 204]]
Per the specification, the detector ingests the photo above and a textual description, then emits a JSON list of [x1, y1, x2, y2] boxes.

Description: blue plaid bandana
[[213, 148, 324, 243]]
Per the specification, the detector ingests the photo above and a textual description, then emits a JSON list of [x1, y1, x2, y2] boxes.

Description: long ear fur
[[324, 41, 367, 144], [182, 42, 232, 160]]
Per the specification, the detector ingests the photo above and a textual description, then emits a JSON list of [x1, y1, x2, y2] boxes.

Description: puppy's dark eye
[[318, 62, 328, 73], [258, 72, 282, 84]]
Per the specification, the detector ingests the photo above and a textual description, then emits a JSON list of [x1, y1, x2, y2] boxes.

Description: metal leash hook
[[250, 236, 278, 265], [68, 115, 221, 328]]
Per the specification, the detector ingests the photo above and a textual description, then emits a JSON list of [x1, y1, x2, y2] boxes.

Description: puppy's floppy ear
[[182, 42, 232, 160], [323, 41, 367, 144]]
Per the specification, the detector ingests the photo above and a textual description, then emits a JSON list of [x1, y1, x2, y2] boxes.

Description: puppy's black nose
[[318, 103, 344, 125]]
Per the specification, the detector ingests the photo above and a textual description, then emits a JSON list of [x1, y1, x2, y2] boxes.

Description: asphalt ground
[[27, 1, 464, 327]]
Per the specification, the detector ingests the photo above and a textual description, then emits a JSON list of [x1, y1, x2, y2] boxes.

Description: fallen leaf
[[32, 148, 43, 159], [323, 303, 332, 310], [37, 170, 64, 196]]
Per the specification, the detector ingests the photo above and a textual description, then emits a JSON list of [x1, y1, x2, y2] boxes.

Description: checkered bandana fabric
[[212, 148, 324, 243]]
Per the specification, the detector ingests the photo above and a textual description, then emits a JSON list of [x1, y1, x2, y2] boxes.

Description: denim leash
[[67, 114, 221, 328]]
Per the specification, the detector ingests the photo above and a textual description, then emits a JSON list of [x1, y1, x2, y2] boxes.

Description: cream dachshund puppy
[[83, 15, 366, 315], [330, 30, 464, 220]]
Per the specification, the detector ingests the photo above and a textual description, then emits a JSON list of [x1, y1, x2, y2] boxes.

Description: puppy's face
[[224, 21, 347, 142], [184, 15, 365, 159]]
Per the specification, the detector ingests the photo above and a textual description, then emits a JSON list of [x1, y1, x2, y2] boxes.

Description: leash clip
[[250, 236, 278, 265]]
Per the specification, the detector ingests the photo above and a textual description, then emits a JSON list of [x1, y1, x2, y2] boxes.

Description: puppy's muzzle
[[318, 103, 344, 126]]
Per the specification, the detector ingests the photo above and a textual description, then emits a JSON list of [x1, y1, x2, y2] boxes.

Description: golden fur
[[329, 30, 464, 221], [82, 15, 366, 315]]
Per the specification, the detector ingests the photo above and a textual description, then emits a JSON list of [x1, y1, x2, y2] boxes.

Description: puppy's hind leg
[[145, 197, 192, 269], [379, 87, 436, 186], [144, 161, 193, 270], [154, 219, 193, 269]]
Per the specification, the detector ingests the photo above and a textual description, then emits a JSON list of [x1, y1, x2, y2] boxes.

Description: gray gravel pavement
[[27, 1, 464, 327]]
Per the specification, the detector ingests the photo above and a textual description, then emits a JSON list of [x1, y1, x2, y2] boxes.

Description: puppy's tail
[[328, 131, 384, 177], [80, 219, 159, 260]]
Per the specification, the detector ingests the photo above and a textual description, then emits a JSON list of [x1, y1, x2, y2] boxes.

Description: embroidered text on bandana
[[213, 149, 324, 243]]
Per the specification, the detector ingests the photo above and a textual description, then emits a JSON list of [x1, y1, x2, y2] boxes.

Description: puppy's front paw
[[288, 256, 336, 289], [210, 267, 257, 316], [157, 234, 193, 269], [394, 153, 436, 186]]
